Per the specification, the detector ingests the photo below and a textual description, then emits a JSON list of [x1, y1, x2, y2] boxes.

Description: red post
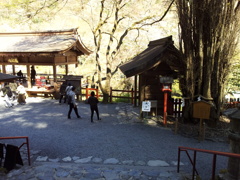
[[86, 88, 89, 99], [163, 91, 168, 126], [0, 136, 31, 165], [96, 87, 99, 99], [131, 88, 134, 104]]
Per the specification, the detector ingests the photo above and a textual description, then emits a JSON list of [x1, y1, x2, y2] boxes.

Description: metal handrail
[[178, 146, 240, 180], [0, 136, 31, 166]]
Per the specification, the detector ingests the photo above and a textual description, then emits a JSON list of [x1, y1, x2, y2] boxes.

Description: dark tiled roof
[[119, 36, 182, 77], [0, 28, 91, 55]]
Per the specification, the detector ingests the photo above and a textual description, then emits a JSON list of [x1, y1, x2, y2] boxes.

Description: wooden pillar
[[134, 75, 138, 107], [139, 74, 143, 104], [2, 65, 6, 73], [12, 65, 16, 75], [65, 64, 68, 75], [139, 74, 144, 119], [53, 65, 57, 82], [27, 65, 31, 88]]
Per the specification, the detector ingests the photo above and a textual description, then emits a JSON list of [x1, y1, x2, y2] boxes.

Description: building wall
[[139, 62, 174, 116]]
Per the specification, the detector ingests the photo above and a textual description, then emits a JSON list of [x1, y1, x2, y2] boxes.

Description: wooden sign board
[[193, 101, 211, 119]]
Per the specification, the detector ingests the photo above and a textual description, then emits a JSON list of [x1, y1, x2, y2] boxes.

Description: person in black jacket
[[17, 70, 23, 77], [59, 81, 67, 104], [30, 66, 36, 86], [87, 91, 101, 123]]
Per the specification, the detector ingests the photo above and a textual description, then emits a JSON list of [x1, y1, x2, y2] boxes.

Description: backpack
[[65, 86, 72, 96], [67, 95, 72, 104]]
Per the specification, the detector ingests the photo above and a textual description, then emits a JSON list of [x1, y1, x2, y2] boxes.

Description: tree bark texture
[[91, 0, 174, 103], [176, 0, 240, 121]]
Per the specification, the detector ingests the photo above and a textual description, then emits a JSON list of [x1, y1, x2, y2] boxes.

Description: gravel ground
[[0, 97, 230, 179]]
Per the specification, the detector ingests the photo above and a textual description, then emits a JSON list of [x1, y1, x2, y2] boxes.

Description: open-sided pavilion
[[0, 28, 91, 88]]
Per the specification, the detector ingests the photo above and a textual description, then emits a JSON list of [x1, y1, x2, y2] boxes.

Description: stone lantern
[[227, 109, 240, 179]]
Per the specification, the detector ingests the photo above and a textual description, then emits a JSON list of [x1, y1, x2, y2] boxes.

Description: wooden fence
[[81, 88, 240, 118], [109, 87, 135, 104], [81, 87, 183, 117], [223, 98, 240, 109], [81, 87, 135, 103], [173, 98, 183, 117]]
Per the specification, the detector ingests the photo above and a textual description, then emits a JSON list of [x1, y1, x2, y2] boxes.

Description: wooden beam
[[134, 75, 138, 107], [2, 65, 6, 73], [65, 64, 68, 75], [12, 65, 15, 75], [27, 65, 31, 88]]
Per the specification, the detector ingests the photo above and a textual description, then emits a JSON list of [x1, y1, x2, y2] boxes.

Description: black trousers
[[68, 103, 80, 118], [90, 105, 100, 121], [59, 94, 66, 103]]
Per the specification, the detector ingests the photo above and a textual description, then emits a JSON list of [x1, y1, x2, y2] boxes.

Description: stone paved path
[[0, 98, 228, 179], [2, 160, 185, 180], [0, 100, 187, 180]]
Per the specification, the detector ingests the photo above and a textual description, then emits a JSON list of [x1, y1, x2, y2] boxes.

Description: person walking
[[67, 86, 81, 119], [65, 83, 72, 102], [17, 82, 26, 105], [87, 91, 101, 123], [1, 83, 14, 108], [9, 82, 18, 101], [59, 81, 67, 104]]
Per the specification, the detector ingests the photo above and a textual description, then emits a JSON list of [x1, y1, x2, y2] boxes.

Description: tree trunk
[[176, 0, 240, 123], [102, 92, 109, 103]]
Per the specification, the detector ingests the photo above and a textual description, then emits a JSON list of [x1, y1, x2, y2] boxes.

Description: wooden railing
[[81, 87, 183, 117], [173, 98, 182, 117], [0, 136, 31, 166], [81, 87, 137, 104], [223, 98, 240, 109], [109, 87, 135, 104], [178, 146, 240, 180]]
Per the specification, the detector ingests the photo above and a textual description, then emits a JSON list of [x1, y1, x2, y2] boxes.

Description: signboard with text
[[142, 101, 151, 112], [193, 101, 211, 119]]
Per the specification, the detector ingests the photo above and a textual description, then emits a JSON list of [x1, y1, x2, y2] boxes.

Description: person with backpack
[[1, 83, 14, 108], [65, 83, 72, 103], [67, 86, 81, 119], [87, 91, 101, 123]]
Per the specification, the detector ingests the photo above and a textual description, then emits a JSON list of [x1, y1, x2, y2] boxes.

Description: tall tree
[[0, 0, 66, 30], [175, 0, 240, 121], [79, 0, 175, 102]]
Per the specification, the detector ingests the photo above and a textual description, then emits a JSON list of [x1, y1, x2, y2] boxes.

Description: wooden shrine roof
[[0, 28, 91, 56], [119, 36, 183, 78]]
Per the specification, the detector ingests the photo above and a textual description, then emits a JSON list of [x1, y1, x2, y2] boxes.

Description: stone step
[[2, 161, 188, 180]]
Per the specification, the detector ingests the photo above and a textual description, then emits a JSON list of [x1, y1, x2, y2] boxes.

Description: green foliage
[[171, 80, 182, 98], [0, 0, 63, 30], [227, 62, 240, 92], [112, 93, 132, 103]]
